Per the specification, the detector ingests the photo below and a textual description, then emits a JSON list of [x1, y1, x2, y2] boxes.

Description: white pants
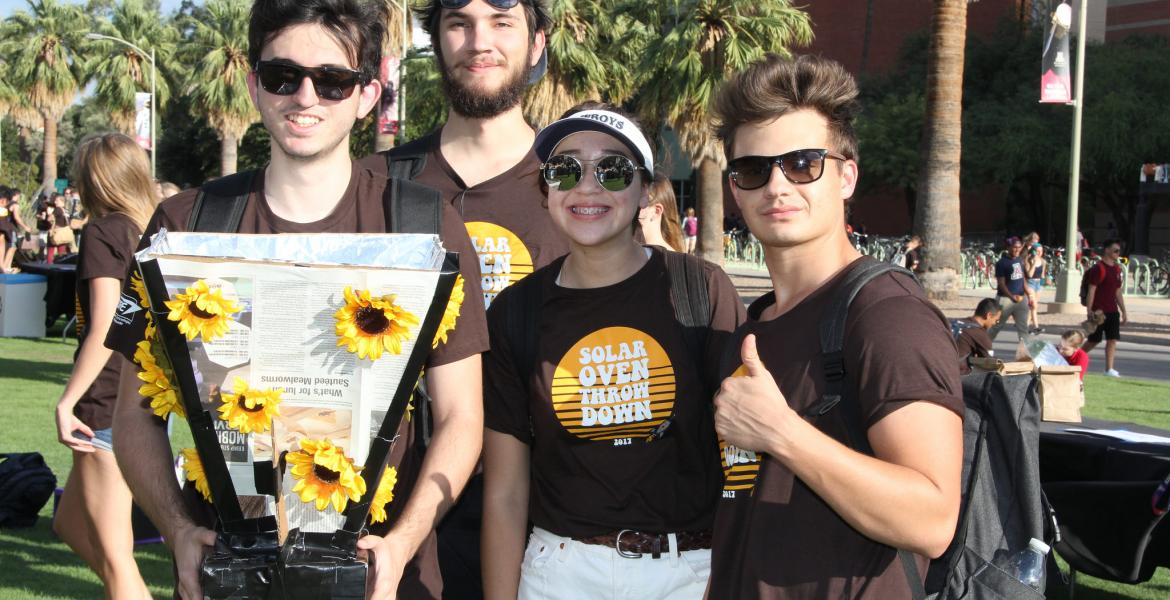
[[518, 527, 710, 600]]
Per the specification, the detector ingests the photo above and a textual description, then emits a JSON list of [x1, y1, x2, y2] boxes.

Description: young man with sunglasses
[[707, 54, 964, 597], [361, 1, 569, 595], [1082, 239, 1128, 377], [105, 2, 488, 599]]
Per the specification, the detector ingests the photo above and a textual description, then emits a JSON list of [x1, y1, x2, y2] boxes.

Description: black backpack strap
[[386, 178, 442, 234], [186, 171, 256, 232], [384, 143, 429, 181], [663, 251, 713, 393], [814, 257, 926, 600]]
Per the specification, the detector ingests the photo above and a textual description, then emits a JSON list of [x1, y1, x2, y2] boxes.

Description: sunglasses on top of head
[[254, 60, 370, 101], [439, 0, 522, 9], [727, 148, 848, 190], [541, 154, 646, 192]]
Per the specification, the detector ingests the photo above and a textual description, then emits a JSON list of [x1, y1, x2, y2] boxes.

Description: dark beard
[[440, 51, 533, 119]]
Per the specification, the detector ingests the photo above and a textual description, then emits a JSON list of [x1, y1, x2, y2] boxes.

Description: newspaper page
[[143, 232, 445, 531]]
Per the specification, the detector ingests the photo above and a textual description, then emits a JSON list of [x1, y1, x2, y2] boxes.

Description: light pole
[[86, 33, 157, 180], [1053, 0, 1088, 310]]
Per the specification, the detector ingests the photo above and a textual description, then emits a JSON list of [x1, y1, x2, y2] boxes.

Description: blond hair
[[649, 174, 684, 252], [72, 133, 157, 235]]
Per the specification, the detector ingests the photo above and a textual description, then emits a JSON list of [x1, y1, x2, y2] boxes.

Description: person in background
[[682, 206, 698, 254], [1024, 243, 1046, 334], [1083, 239, 1127, 377], [638, 173, 685, 252], [2, 187, 33, 273], [45, 193, 72, 263], [159, 181, 182, 199], [954, 297, 1001, 375], [1057, 329, 1089, 380], [990, 236, 1029, 342], [53, 133, 158, 600], [902, 235, 923, 273]]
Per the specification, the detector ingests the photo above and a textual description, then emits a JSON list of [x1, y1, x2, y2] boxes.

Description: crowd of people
[[13, 1, 1142, 599]]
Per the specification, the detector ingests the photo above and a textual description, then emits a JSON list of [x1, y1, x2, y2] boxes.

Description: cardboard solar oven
[[134, 230, 457, 599]]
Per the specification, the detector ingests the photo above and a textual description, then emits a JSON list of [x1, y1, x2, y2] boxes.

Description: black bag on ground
[[0, 452, 57, 528], [815, 258, 1047, 599]]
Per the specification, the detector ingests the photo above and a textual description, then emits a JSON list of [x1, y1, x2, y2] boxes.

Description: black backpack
[[1078, 263, 1101, 307], [0, 453, 57, 528], [813, 258, 1047, 599]]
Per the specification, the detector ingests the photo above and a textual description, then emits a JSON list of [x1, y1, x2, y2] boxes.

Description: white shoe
[[1105, 369, 1121, 377]]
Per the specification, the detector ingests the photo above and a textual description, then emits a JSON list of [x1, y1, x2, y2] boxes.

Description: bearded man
[[360, 2, 568, 596]]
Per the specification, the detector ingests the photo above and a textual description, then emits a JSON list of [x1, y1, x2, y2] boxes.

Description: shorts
[[73, 427, 114, 452], [1087, 311, 1121, 343], [1027, 278, 1043, 293]]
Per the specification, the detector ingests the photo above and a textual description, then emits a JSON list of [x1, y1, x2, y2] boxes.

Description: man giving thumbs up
[[706, 54, 965, 599]]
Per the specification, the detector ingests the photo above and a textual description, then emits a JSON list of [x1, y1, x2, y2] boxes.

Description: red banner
[[1040, 2, 1073, 104]]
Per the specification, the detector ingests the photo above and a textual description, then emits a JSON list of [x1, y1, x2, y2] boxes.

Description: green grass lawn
[[1, 333, 1169, 598]]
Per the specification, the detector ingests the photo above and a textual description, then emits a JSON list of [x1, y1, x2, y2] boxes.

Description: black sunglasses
[[728, 149, 848, 190], [541, 155, 645, 192], [439, 0, 521, 8], [254, 60, 369, 101]]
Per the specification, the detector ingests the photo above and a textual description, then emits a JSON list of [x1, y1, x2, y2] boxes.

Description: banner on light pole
[[1041, 2, 1073, 103], [134, 92, 153, 149], [379, 56, 401, 135]]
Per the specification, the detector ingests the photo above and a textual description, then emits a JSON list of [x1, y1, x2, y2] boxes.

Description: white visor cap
[[533, 110, 654, 172]]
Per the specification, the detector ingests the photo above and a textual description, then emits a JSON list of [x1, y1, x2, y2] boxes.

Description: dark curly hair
[[249, 0, 386, 84]]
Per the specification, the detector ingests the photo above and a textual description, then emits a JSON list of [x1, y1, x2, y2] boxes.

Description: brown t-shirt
[[484, 249, 745, 537], [709, 258, 964, 599], [360, 129, 570, 308], [954, 319, 993, 375], [74, 212, 141, 430], [103, 163, 489, 599]]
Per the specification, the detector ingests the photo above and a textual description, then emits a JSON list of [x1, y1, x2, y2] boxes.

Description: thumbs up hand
[[713, 334, 795, 456]]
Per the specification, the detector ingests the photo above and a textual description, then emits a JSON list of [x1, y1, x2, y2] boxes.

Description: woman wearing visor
[[481, 103, 744, 599]]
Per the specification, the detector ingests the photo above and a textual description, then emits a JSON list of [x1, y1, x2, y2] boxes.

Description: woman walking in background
[[1024, 243, 1047, 334], [53, 133, 157, 599], [638, 173, 685, 252], [682, 207, 699, 254], [1, 187, 32, 273]]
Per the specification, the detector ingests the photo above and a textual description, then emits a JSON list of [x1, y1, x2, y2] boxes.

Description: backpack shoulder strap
[[186, 171, 257, 233], [385, 178, 442, 234], [813, 257, 926, 599], [383, 138, 431, 181], [663, 251, 714, 393]]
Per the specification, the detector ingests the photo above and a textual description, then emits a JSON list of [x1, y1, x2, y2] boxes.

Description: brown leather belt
[[575, 529, 712, 558]]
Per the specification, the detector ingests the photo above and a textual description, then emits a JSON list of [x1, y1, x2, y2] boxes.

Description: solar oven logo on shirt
[[551, 326, 676, 444], [720, 365, 761, 498], [114, 293, 143, 326], [466, 222, 534, 309]]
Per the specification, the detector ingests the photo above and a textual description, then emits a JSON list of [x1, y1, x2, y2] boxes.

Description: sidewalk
[[726, 266, 1170, 348]]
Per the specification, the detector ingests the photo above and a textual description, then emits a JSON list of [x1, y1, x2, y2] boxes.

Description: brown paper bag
[[1038, 365, 1083, 422], [969, 357, 1036, 376]]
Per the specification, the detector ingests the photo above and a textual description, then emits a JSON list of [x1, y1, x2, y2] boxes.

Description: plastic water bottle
[[994, 538, 1050, 591]]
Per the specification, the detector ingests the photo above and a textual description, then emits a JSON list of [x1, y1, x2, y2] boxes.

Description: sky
[[0, 0, 185, 18]]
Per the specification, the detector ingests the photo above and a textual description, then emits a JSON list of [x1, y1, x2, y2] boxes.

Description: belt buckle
[[615, 529, 642, 559]]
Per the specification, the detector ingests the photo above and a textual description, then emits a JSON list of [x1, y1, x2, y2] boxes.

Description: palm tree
[[87, 0, 179, 135], [913, 0, 968, 300], [181, 0, 256, 176], [631, 0, 813, 264], [1, 0, 89, 192], [523, 0, 638, 128]]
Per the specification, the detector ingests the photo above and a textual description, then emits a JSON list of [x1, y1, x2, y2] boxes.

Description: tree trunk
[[696, 157, 724, 265], [914, 0, 967, 301], [221, 133, 238, 177], [41, 116, 57, 192]]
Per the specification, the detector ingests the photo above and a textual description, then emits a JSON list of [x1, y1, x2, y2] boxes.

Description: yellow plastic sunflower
[[334, 287, 419, 360], [129, 271, 151, 309], [164, 279, 242, 342], [134, 340, 185, 419], [432, 275, 464, 348], [217, 377, 283, 434], [367, 466, 399, 524], [180, 448, 212, 502], [287, 439, 367, 513]]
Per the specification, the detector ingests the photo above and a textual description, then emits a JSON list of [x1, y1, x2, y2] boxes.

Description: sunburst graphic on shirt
[[551, 327, 675, 441], [465, 222, 534, 308]]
